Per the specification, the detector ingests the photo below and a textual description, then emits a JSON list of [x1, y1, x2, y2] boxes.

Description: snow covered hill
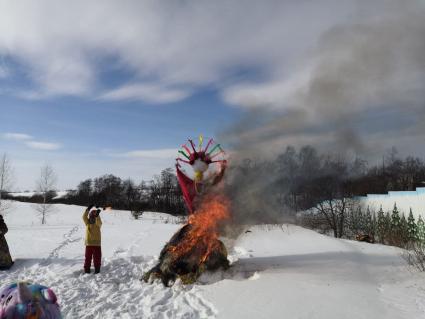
[[0, 201, 424, 318]]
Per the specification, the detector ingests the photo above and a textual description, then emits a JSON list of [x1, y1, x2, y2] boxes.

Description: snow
[[7, 192, 37, 197], [203, 226, 425, 319], [52, 191, 69, 199], [1, 200, 425, 318], [7, 191, 68, 199]]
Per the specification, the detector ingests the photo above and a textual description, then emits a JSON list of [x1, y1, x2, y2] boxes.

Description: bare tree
[[313, 198, 358, 238], [35, 165, 57, 225], [403, 242, 425, 272], [0, 154, 14, 214]]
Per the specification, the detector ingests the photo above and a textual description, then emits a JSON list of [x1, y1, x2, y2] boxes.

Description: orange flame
[[169, 193, 230, 264]]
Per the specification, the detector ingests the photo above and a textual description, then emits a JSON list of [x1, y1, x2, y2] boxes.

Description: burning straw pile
[[143, 194, 230, 286]]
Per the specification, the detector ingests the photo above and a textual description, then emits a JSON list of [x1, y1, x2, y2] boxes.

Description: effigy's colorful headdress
[[175, 135, 227, 214], [176, 135, 226, 182]]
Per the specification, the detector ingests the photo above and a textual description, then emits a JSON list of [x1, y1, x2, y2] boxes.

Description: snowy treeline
[[3, 146, 425, 224], [360, 188, 425, 220], [306, 203, 425, 248], [66, 168, 185, 215], [4, 168, 186, 216], [273, 146, 425, 211], [224, 146, 425, 227]]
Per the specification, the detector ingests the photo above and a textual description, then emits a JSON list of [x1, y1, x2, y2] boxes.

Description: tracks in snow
[[47, 225, 81, 260], [1, 225, 218, 319]]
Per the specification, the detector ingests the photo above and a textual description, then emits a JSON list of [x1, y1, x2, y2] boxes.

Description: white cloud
[[3, 133, 33, 141], [3, 132, 62, 151], [25, 141, 62, 151], [0, 0, 354, 100], [222, 67, 312, 110], [114, 148, 177, 159], [99, 83, 190, 104], [0, 64, 8, 78], [14, 90, 48, 100]]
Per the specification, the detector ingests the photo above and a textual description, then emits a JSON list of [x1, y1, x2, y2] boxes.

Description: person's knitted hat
[[88, 207, 100, 224]]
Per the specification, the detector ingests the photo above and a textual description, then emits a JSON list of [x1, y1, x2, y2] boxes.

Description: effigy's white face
[[192, 159, 209, 173]]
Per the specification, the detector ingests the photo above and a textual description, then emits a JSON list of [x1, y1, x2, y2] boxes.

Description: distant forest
[[5, 146, 425, 219], [6, 167, 185, 216]]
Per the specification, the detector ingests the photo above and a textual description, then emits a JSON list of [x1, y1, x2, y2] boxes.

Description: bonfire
[[143, 136, 230, 286], [143, 194, 230, 286]]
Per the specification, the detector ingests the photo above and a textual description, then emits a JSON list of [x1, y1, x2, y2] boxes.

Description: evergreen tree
[[400, 214, 409, 246], [390, 203, 403, 246], [407, 208, 418, 242], [357, 206, 366, 234], [365, 207, 374, 236], [371, 212, 377, 238], [384, 212, 392, 244], [391, 203, 401, 230], [417, 215, 425, 243], [377, 206, 386, 243], [347, 206, 365, 237]]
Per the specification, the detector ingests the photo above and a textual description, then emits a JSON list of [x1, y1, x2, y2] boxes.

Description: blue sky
[[0, 89, 240, 151], [0, 0, 424, 190], [0, 87, 242, 189]]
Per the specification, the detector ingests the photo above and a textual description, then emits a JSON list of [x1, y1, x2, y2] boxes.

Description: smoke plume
[[223, 1, 425, 159], [219, 1, 425, 228]]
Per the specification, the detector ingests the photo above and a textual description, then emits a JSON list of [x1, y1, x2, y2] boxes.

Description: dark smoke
[[218, 1, 425, 230], [222, 1, 425, 158]]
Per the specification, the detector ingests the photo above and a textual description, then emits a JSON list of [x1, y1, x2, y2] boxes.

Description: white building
[[360, 187, 425, 219]]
